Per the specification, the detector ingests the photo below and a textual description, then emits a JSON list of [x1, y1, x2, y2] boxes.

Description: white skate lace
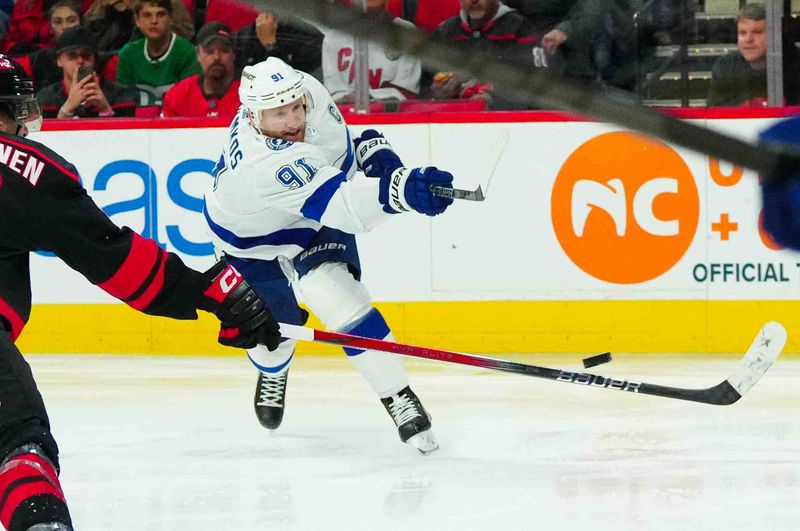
[[388, 393, 421, 426], [257, 373, 286, 408]]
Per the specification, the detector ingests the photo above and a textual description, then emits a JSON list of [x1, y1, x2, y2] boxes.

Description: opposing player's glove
[[355, 129, 403, 178], [199, 260, 281, 350], [380, 166, 454, 216], [759, 116, 800, 250]]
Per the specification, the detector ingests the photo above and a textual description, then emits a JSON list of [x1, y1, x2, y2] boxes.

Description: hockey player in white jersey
[[204, 56, 453, 453]]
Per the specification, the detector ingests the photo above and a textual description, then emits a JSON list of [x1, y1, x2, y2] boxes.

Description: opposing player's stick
[[430, 129, 510, 202], [279, 321, 786, 406]]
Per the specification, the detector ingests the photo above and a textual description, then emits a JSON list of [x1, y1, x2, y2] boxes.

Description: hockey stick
[[256, 0, 800, 180], [429, 184, 485, 202], [430, 129, 511, 201], [279, 321, 786, 406]]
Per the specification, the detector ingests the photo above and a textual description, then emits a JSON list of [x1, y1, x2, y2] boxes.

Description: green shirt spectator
[[115, 0, 200, 105]]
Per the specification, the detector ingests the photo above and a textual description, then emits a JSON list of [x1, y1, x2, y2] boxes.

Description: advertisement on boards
[[25, 117, 794, 305]]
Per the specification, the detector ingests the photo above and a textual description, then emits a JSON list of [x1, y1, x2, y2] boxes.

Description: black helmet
[[0, 55, 41, 134]]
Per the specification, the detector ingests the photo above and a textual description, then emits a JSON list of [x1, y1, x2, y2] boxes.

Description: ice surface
[[24, 352, 800, 531]]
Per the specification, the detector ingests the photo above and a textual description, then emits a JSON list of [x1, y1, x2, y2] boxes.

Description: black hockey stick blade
[[430, 184, 485, 201], [571, 321, 786, 406]]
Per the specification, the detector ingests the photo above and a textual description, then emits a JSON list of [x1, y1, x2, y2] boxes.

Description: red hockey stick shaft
[[279, 323, 512, 371]]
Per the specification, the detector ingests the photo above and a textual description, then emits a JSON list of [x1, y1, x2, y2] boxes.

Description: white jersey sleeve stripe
[[338, 128, 355, 174], [299, 171, 348, 221]]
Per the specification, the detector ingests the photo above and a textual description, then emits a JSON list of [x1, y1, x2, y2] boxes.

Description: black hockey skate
[[254, 370, 288, 430], [381, 386, 439, 454]]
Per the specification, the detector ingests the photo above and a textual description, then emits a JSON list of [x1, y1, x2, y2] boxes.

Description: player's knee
[[299, 262, 373, 331]]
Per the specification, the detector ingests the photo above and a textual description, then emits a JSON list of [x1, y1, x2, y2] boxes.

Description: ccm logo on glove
[[204, 264, 244, 301]]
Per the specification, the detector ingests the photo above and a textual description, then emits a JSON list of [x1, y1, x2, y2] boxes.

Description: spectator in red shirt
[[161, 21, 241, 118]]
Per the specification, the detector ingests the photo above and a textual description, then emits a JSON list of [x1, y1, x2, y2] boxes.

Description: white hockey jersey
[[203, 74, 392, 261], [321, 19, 421, 100]]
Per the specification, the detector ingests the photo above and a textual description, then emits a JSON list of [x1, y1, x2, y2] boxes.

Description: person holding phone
[[36, 26, 138, 118]]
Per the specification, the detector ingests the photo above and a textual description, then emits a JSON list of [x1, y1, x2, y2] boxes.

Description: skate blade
[[407, 430, 439, 455]]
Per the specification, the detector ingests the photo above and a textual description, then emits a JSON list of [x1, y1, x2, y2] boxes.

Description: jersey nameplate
[[0, 142, 45, 186]]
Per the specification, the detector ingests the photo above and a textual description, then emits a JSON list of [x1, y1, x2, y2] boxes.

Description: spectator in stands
[[85, 0, 194, 51], [0, 0, 86, 54], [708, 3, 800, 107], [162, 21, 240, 117], [322, 0, 421, 103], [233, 8, 323, 79], [84, 0, 138, 51], [37, 25, 137, 117], [0, 0, 44, 53], [47, 0, 82, 42], [116, 0, 199, 105], [19, 0, 82, 90], [427, 0, 545, 109]]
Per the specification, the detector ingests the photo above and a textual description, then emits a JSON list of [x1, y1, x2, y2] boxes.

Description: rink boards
[[18, 109, 800, 355]]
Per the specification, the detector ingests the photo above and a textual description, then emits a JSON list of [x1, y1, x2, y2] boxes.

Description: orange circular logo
[[551, 132, 699, 284]]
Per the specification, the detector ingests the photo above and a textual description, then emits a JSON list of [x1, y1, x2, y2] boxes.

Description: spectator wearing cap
[[161, 21, 240, 118], [37, 25, 138, 118], [115, 0, 200, 106]]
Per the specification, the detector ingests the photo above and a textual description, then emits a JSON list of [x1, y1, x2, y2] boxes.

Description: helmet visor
[[14, 97, 42, 133]]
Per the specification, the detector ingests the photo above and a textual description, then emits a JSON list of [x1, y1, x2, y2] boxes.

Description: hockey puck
[[582, 352, 612, 369]]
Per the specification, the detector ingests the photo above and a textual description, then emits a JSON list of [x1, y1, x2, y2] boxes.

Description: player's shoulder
[[0, 133, 74, 169], [0, 132, 80, 181], [303, 76, 347, 127], [303, 73, 332, 104]]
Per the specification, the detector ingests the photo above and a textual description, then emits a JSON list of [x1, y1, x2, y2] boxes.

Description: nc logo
[[572, 177, 679, 237], [551, 132, 699, 284]]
